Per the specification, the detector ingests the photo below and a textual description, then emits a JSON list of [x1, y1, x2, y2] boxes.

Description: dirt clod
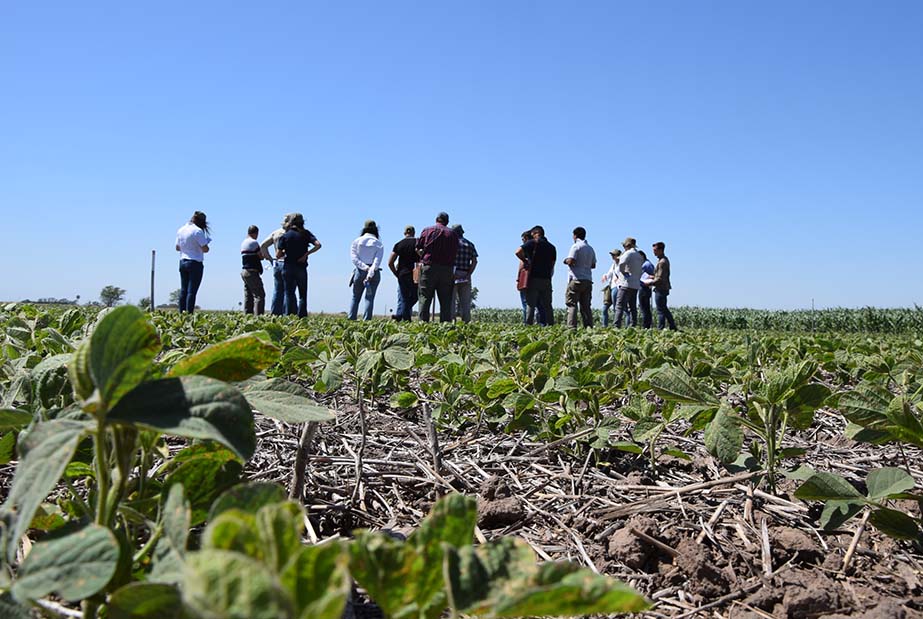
[[477, 497, 523, 529]]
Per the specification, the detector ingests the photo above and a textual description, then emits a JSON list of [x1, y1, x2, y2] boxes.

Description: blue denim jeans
[[654, 289, 677, 330], [396, 271, 417, 321], [283, 263, 308, 317], [270, 261, 285, 315], [179, 259, 204, 313], [348, 268, 381, 320]]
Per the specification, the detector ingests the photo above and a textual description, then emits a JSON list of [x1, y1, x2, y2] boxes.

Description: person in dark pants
[[515, 225, 556, 326], [638, 250, 655, 329], [240, 225, 266, 315], [175, 211, 211, 313], [416, 212, 458, 322], [648, 241, 678, 330], [276, 213, 321, 318], [389, 225, 418, 321]]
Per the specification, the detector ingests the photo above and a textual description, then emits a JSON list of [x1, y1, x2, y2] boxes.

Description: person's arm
[[388, 251, 399, 277], [367, 244, 383, 280], [307, 240, 322, 256], [563, 243, 576, 266], [468, 255, 478, 276], [350, 239, 365, 271], [514, 246, 526, 261], [260, 234, 276, 261], [202, 245, 209, 253]]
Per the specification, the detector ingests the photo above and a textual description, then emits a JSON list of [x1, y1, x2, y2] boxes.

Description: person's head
[[573, 226, 586, 240], [436, 211, 449, 225], [281, 213, 295, 228], [652, 241, 665, 258], [404, 225, 415, 237], [530, 225, 545, 239], [190, 211, 209, 233], [638, 250, 647, 260], [451, 224, 464, 237], [287, 213, 305, 230], [622, 236, 636, 249], [248, 225, 259, 238], [609, 249, 622, 260], [521, 230, 531, 243], [361, 219, 379, 238]]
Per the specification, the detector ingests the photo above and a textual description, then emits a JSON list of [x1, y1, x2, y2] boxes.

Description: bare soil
[[245, 389, 923, 618]]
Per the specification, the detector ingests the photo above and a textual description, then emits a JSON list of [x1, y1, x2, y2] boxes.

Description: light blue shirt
[[618, 248, 645, 289], [566, 239, 596, 281]]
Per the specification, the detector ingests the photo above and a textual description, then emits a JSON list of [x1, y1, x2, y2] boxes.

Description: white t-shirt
[[176, 223, 211, 262], [618, 247, 645, 289]]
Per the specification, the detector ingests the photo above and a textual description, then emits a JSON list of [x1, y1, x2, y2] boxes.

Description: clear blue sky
[[2, 1, 921, 312]]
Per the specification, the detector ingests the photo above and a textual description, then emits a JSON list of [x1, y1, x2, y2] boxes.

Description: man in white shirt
[[563, 226, 596, 328], [613, 236, 644, 328]]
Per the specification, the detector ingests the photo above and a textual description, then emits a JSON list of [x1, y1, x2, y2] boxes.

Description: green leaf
[[355, 350, 384, 378], [703, 404, 742, 464], [257, 502, 305, 574], [109, 583, 185, 619], [444, 537, 649, 616], [383, 347, 414, 371], [611, 441, 643, 454], [786, 383, 831, 429], [164, 444, 243, 525], [87, 305, 162, 410], [845, 422, 893, 445], [885, 397, 923, 448], [868, 508, 921, 541], [107, 376, 256, 461], [169, 331, 280, 382], [202, 510, 262, 560], [316, 358, 343, 393], [501, 392, 535, 415], [0, 593, 31, 619], [641, 365, 718, 405], [162, 484, 191, 554], [486, 378, 518, 399], [839, 381, 891, 427], [12, 524, 120, 603], [819, 500, 863, 530], [2, 419, 89, 562], [68, 338, 95, 402], [208, 482, 287, 521], [390, 391, 419, 408], [519, 341, 548, 362], [242, 379, 335, 424], [631, 419, 662, 443], [183, 549, 295, 619], [0, 409, 32, 431], [866, 467, 916, 500], [280, 542, 351, 619], [0, 432, 14, 464], [349, 494, 477, 619], [794, 472, 864, 501]]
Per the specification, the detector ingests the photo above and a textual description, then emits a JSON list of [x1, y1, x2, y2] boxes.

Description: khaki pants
[[565, 279, 593, 328], [241, 269, 266, 315]]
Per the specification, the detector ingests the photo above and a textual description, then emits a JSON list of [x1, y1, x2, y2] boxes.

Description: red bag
[[516, 266, 530, 291]]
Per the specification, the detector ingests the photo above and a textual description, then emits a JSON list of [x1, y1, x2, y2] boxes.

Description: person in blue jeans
[[175, 211, 211, 313], [638, 250, 655, 329], [348, 220, 385, 320], [276, 213, 321, 318], [648, 241, 678, 330], [260, 213, 294, 315]]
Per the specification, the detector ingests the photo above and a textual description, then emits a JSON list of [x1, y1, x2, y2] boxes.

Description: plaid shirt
[[454, 237, 478, 271], [416, 223, 458, 266]]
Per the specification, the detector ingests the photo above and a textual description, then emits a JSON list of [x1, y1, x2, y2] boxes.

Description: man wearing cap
[[563, 226, 596, 328], [450, 224, 478, 323], [649, 241, 678, 330], [241, 225, 266, 315], [388, 225, 418, 321], [260, 214, 294, 315], [515, 225, 556, 326], [613, 236, 644, 328], [416, 212, 458, 322]]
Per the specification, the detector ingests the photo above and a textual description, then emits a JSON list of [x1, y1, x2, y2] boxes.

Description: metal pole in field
[[150, 250, 156, 312]]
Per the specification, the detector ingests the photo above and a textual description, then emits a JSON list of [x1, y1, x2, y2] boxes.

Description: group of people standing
[[515, 226, 677, 330], [175, 211, 676, 331]]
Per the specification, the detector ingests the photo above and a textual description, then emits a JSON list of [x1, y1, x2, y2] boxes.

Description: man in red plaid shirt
[[415, 212, 458, 322]]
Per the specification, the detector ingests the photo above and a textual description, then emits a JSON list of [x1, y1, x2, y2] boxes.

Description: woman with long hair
[[348, 219, 384, 320], [175, 211, 211, 313]]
